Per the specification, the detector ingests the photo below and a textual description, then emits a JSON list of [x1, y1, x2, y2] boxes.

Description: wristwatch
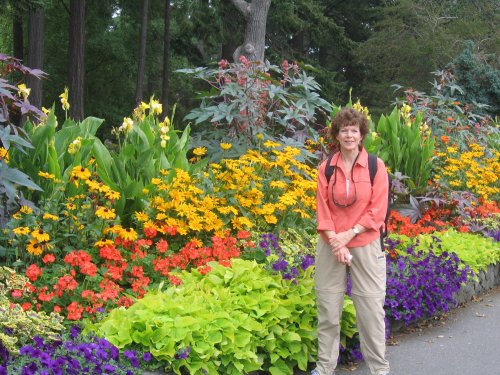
[[352, 227, 360, 236]]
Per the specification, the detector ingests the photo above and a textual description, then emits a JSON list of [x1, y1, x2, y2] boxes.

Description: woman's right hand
[[332, 246, 352, 265]]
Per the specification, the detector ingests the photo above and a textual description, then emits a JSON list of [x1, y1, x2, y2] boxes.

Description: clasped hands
[[328, 230, 355, 265]]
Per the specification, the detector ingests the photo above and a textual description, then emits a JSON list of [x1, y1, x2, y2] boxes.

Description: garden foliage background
[[0, 55, 499, 374]]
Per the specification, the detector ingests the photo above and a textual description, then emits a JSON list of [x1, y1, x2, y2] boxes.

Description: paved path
[[334, 286, 500, 375]]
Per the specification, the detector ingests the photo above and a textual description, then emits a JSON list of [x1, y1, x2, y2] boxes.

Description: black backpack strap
[[324, 153, 336, 184], [368, 153, 378, 186]]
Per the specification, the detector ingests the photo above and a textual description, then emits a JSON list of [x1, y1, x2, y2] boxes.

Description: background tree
[[11, 0, 24, 61], [26, 3, 45, 109], [0, 0, 497, 131], [354, 0, 500, 114], [161, 0, 171, 116], [447, 41, 500, 116], [68, 0, 86, 120], [135, 0, 149, 105], [231, 0, 272, 62]]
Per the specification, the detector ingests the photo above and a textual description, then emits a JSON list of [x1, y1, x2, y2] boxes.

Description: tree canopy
[[0, 0, 498, 131]]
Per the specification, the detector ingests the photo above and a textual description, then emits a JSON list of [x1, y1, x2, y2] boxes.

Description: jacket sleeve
[[316, 161, 336, 232], [357, 158, 389, 232]]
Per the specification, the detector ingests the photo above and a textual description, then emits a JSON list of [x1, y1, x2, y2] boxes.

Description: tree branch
[[230, 0, 250, 18]]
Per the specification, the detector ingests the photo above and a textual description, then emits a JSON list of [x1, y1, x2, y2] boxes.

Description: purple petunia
[[174, 346, 191, 360], [384, 236, 472, 328], [300, 254, 315, 270], [1, 328, 145, 374]]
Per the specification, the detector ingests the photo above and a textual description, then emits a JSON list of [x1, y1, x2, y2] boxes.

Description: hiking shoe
[[310, 369, 335, 375]]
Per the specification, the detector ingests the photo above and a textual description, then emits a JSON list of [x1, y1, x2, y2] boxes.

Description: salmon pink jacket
[[316, 148, 389, 248]]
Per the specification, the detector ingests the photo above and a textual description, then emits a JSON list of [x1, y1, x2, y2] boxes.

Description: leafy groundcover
[[85, 259, 318, 375]]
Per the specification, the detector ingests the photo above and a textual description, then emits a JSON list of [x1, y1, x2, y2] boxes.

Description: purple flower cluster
[[0, 326, 152, 375], [257, 233, 315, 282], [384, 237, 471, 327], [259, 232, 280, 256], [486, 229, 500, 242], [174, 346, 191, 360]]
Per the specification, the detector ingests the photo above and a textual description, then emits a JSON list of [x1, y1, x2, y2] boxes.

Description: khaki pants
[[314, 237, 390, 375]]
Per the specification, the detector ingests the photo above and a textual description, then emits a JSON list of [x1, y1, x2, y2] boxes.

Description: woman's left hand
[[328, 230, 355, 253]]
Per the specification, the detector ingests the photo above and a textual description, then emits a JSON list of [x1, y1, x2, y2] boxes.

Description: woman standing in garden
[[313, 108, 391, 375]]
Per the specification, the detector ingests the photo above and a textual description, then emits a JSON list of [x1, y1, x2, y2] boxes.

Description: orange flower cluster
[[17, 228, 253, 321], [152, 231, 252, 277]]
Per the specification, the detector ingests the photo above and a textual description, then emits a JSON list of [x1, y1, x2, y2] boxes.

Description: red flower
[[144, 226, 157, 239], [21, 302, 32, 311], [42, 254, 56, 264], [99, 245, 122, 261], [80, 261, 98, 276], [156, 239, 169, 253], [38, 288, 55, 302], [168, 274, 182, 285], [198, 265, 212, 275], [99, 278, 122, 301], [11, 289, 23, 298], [160, 225, 177, 236], [66, 301, 84, 320], [237, 230, 251, 239], [26, 264, 42, 282], [118, 296, 134, 308]]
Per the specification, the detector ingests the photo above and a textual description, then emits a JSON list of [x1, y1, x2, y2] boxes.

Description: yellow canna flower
[[17, 83, 31, 99], [68, 137, 82, 155], [150, 99, 162, 116], [59, 87, 70, 111], [119, 117, 134, 134]]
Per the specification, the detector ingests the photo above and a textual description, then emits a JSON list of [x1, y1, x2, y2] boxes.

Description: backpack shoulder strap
[[324, 153, 336, 184], [368, 153, 378, 186]]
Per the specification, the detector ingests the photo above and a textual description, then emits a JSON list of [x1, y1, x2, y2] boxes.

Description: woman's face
[[336, 124, 362, 152]]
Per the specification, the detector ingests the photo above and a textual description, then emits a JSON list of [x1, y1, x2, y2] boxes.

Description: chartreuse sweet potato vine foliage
[[1, 59, 499, 374], [85, 260, 321, 375]]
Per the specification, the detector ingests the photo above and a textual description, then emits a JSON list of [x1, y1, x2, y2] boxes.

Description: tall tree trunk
[[135, 0, 149, 105], [27, 6, 45, 110], [230, 0, 271, 62], [11, 0, 23, 61], [220, 1, 243, 61], [68, 0, 86, 121], [161, 0, 171, 118]]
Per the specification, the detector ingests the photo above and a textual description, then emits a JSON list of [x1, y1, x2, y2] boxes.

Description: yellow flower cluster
[[137, 144, 317, 241], [59, 87, 70, 111], [10, 161, 122, 259], [436, 143, 500, 201], [17, 83, 31, 99], [0, 147, 9, 163], [353, 100, 371, 122]]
